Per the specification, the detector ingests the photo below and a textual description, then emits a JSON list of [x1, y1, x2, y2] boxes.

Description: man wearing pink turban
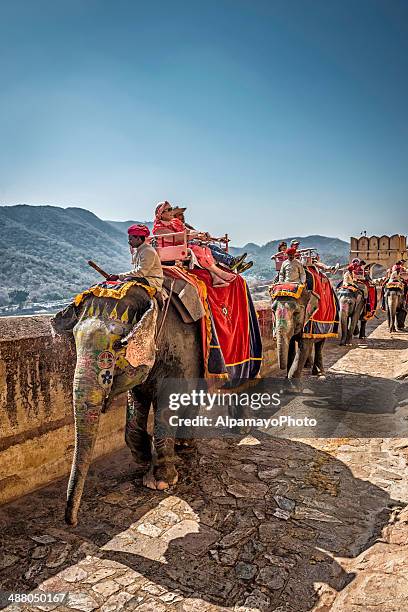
[[153, 201, 235, 287], [108, 224, 163, 291]]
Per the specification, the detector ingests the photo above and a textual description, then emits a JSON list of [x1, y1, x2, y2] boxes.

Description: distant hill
[[0, 205, 133, 303], [106, 219, 153, 233], [0, 205, 349, 305], [230, 235, 349, 280]]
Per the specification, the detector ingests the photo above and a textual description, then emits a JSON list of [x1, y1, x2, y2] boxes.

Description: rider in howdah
[[153, 201, 237, 287], [172, 205, 253, 273]]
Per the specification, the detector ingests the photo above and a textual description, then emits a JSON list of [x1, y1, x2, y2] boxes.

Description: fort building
[[350, 234, 407, 269]]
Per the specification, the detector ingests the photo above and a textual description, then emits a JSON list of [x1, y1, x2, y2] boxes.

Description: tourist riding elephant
[[271, 288, 326, 378], [337, 285, 366, 346], [52, 283, 202, 526], [384, 285, 406, 332]]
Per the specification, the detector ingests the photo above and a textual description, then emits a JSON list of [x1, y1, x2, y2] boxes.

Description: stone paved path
[[0, 319, 408, 611]]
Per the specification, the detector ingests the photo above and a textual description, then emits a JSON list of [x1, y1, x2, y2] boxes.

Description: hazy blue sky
[[0, 0, 407, 245]]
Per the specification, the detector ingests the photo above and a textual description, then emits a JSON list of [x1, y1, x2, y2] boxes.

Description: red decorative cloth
[[360, 280, 378, 320], [303, 267, 339, 338], [162, 267, 262, 379], [190, 269, 250, 371]]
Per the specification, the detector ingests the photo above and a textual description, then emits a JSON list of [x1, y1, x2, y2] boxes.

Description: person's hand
[[107, 274, 119, 281]]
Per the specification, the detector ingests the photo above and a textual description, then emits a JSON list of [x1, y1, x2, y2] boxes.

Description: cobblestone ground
[[1, 318, 408, 611]]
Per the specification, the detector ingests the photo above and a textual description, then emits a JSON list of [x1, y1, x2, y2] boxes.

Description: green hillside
[[0, 205, 350, 305], [0, 205, 131, 304]]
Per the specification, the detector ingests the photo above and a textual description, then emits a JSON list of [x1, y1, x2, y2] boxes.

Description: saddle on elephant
[[338, 283, 359, 293], [269, 269, 339, 339], [386, 279, 405, 292], [162, 266, 262, 380], [269, 282, 305, 300], [73, 278, 157, 307], [361, 280, 377, 320], [302, 267, 340, 338]]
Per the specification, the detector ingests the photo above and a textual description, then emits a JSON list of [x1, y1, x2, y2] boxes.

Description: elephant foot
[[312, 366, 325, 377], [143, 463, 179, 491], [175, 438, 196, 453]]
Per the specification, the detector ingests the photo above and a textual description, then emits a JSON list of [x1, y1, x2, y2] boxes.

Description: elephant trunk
[[65, 327, 114, 526], [339, 299, 350, 344], [65, 403, 102, 526], [387, 292, 398, 331], [274, 302, 294, 370], [276, 330, 289, 370]]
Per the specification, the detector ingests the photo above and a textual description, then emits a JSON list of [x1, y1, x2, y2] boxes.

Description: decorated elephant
[[337, 284, 366, 346], [270, 267, 339, 378], [52, 282, 203, 526], [270, 287, 326, 378], [384, 283, 406, 332]]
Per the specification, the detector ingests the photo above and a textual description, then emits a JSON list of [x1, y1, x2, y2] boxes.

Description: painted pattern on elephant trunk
[[65, 320, 118, 525], [274, 301, 295, 371]]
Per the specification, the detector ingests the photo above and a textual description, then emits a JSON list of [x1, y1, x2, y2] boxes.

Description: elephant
[[52, 283, 203, 527], [271, 288, 326, 378], [337, 285, 366, 346], [385, 286, 406, 332]]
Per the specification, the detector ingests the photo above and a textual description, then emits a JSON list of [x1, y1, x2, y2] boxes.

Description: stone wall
[[350, 234, 407, 269], [0, 306, 275, 505]]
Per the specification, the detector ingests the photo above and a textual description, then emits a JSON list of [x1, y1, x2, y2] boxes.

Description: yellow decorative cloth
[[74, 280, 156, 307]]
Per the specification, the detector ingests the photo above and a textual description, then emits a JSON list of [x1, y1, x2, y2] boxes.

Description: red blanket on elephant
[[163, 267, 262, 380], [303, 267, 340, 338], [364, 283, 378, 320]]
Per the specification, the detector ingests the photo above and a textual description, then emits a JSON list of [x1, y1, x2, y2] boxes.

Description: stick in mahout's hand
[[87, 260, 110, 279]]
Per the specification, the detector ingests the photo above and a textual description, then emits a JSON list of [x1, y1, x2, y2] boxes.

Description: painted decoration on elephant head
[[96, 350, 115, 370], [98, 369, 113, 388]]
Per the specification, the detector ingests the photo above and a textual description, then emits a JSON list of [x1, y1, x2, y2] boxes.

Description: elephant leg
[[312, 340, 325, 375], [288, 339, 311, 379], [125, 388, 152, 465], [397, 306, 406, 330], [143, 398, 178, 491], [305, 344, 314, 368], [388, 296, 397, 332], [339, 300, 350, 345], [359, 319, 367, 339], [347, 302, 361, 345], [387, 301, 392, 331], [287, 336, 297, 376]]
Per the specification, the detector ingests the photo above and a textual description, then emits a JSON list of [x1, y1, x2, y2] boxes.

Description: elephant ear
[[124, 299, 158, 371], [51, 302, 79, 335], [304, 293, 319, 324]]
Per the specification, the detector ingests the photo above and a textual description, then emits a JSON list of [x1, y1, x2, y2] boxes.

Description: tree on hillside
[[0, 288, 9, 307], [8, 289, 30, 309]]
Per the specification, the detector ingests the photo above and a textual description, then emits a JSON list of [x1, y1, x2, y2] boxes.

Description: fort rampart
[[0, 306, 275, 505]]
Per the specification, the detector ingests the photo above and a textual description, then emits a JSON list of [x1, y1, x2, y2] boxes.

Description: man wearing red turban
[[278, 247, 306, 284], [107, 223, 163, 291]]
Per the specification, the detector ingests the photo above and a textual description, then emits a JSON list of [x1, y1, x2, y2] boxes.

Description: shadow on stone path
[[0, 434, 404, 611]]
